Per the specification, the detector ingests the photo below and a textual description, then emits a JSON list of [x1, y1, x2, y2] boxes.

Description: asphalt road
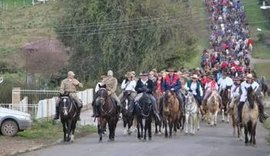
[[20, 116, 270, 156]]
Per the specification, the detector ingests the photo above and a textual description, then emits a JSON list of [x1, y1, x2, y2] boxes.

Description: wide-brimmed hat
[[107, 70, 113, 76], [140, 71, 149, 76], [233, 77, 242, 81], [191, 74, 199, 79]]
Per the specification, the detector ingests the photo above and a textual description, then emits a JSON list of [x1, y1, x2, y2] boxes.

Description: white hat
[[246, 74, 253, 79], [191, 74, 199, 79], [107, 70, 113, 76], [68, 71, 75, 76]]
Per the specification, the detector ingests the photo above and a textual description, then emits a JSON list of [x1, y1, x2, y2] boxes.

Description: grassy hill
[[0, 1, 62, 65]]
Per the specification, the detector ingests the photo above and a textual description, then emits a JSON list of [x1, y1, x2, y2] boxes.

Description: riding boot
[[155, 112, 161, 123], [53, 106, 59, 120], [91, 101, 99, 117], [76, 106, 82, 121], [117, 105, 121, 118], [238, 102, 244, 124]]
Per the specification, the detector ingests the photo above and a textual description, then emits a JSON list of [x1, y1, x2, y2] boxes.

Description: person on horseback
[[92, 70, 121, 117], [185, 74, 203, 105], [202, 74, 218, 105], [238, 74, 268, 123], [129, 71, 161, 122], [230, 77, 242, 98], [118, 72, 137, 102], [162, 67, 184, 109], [54, 71, 83, 120], [217, 71, 233, 95]]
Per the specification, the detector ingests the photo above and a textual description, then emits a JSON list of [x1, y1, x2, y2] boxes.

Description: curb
[[9, 139, 62, 156]]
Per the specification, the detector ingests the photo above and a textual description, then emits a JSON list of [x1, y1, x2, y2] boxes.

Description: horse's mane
[[247, 87, 255, 109]]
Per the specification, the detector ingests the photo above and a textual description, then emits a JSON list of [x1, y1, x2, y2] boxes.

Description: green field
[[0, 0, 32, 9]]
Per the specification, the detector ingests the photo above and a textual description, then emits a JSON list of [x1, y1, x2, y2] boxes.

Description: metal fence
[[5, 88, 93, 119]]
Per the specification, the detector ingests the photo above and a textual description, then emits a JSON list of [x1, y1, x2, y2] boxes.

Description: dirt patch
[[0, 136, 45, 156]]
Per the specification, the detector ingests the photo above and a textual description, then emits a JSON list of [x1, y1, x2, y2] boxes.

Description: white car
[[0, 107, 32, 136]]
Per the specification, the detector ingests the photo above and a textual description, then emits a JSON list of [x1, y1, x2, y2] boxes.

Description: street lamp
[[260, 1, 270, 10]]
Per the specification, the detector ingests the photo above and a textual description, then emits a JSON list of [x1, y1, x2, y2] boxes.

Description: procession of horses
[[56, 0, 270, 147]]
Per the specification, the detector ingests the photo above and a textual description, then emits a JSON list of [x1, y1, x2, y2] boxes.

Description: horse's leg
[[98, 120, 103, 142], [221, 108, 225, 122], [185, 114, 189, 134], [252, 122, 257, 145], [169, 119, 173, 137], [137, 117, 141, 140], [164, 118, 168, 137], [197, 112, 200, 131], [62, 122, 67, 142], [70, 120, 76, 142], [214, 111, 218, 126], [148, 118, 152, 140], [67, 120, 72, 142], [244, 125, 248, 144]]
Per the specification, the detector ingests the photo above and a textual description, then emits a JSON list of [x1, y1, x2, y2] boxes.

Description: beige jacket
[[60, 78, 83, 94], [102, 76, 118, 95]]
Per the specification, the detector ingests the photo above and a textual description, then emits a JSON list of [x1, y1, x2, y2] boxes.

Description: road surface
[[20, 111, 270, 156]]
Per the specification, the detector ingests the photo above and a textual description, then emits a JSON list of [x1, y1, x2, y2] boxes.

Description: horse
[[221, 86, 231, 123], [121, 91, 135, 135], [162, 90, 180, 137], [134, 92, 154, 141], [260, 76, 269, 97], [184, 91, 200, 135], [154, 89, 163, 135], [241, 86, 259, 145], [227, 96, 240, 138], [95, 86, 118, 142], [59, 93, 79, 143], [206, 90, 221, 126]]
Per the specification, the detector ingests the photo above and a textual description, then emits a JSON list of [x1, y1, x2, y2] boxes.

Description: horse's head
[[59, 95, 72, 117], [164, 90, 176, 107], [246, 86, 256, 102], [185, 91, 195, 106], [95, 88, 109, 106], [138, 93, 152, 116]]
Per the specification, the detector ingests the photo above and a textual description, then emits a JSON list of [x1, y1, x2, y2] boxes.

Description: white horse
[[185, 92, 200, 135]]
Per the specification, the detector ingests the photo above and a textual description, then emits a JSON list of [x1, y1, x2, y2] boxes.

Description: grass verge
[[254, 63, 270, 80], [264, 117, 270, 143], [18, 119, 96, 142]]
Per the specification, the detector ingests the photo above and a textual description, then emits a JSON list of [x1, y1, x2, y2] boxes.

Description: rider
[[54, 71, 83, 120], [128, 71, 161, 122], [202, 74, 218, 106], [118, 72, 137, 102], [162, 67, 184, 109], [185, 74, 203, 106], [217, 71, 233, 96], [238, 74, 268, 123], [92, 70, 121, 117], [230, 77, 242, 99]]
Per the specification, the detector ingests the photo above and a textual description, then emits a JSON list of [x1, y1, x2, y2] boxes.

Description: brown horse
[[162, 90, 181, 137], [206, 90, 222, 126], [154, 89, 163, 135], [95, 86, 118, 142], [221, 87, 231, 123], [241, 86, 259, 145], [227, 96, 240, 138]]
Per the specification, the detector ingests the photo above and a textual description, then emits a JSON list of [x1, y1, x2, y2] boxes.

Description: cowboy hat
[[191, 74, 199, 79], [233, 77, 242, 81]]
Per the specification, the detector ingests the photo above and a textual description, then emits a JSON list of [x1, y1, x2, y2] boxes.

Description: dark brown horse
[[162, 90, 181, 137], [95, 85, 118, 142], [154, 89, 163, 135], [221, 86, 231, 123]]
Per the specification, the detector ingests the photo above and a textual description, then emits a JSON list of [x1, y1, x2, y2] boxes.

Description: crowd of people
[[54, 0, 268, 124]]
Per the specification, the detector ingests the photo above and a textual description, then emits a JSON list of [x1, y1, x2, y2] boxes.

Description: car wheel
[[1, 120, 18, 136]]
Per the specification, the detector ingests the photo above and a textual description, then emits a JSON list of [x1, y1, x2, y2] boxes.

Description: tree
[[56, 0, 197, 81]]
